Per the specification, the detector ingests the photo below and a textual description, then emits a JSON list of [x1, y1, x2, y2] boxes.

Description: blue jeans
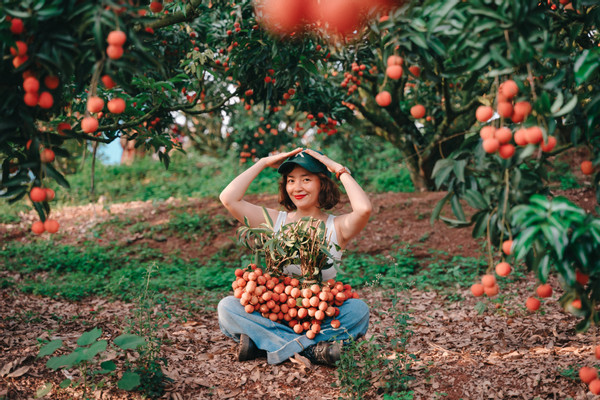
[[218, 296, 370, 364]]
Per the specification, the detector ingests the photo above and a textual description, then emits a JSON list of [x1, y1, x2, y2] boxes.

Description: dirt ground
[[1, 189, 600, 399]]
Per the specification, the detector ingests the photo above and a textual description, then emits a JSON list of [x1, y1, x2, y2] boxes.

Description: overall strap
[[325, 214, 338, 245], [273, 211, 287, 233]]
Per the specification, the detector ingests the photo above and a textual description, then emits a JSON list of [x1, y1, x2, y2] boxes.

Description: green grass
[[0, 141, 415, 224], [330, 244, 485, 299], [547, 160, 582, 190], [2, 238, 485, 303], [1, 239, 240, 302]]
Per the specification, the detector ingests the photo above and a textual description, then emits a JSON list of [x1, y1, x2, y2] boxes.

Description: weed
[[547, 160, 581, 190], [335, 283, 415, 399], [36, 326, 146, 398], [122, 263, 173, 398], [128, 221, 151, 235]]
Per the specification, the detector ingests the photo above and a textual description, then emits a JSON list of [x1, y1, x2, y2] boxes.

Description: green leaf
[[38, 340, 63, 358], [99, 360, 117, 373], [513, 226, 540, 260], [43, 163, 71, 189], [300, 60, 318, 75], [452, 159, 467, 183], [535, 253, 551, 283], [516, 144, 536, 163], [574, 48, 600, 85], [450, 194, 466, 222], [410, 34, 428, 49], [528, 194, 550, 209], [114, 334, 146, 350], [463, 189, 489, 210], [471, 211, 490, 239], [431, 159, 455, 189], [474, 301, 487, 315], [439, 216, 471, 227], [550, 91, 564, 114], [35, 382, 52, 398], [77, 327, 102, 346], [59, 379, 71, 389], [430, 191, 452, 225], [47, 351, 80, 370], [118, 371, 141, 391], [557, 260, 576, 287], [540, 225, 566, 259], [79, 340, 107, 361], [469, 53, 492, 71], [551, 95, 578, 117]]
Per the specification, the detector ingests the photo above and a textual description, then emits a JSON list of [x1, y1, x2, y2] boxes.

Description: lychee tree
[[414, 0, 600, 334], [0, 0, 349, 230]]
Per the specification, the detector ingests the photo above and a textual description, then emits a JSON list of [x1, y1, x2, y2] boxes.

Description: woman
[[217, 148, 372, 366]]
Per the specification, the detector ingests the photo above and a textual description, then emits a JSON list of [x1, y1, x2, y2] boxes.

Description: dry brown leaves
[[1, 276, 598, 400]]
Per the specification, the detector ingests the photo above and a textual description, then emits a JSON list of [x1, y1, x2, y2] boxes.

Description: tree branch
[[142, 0, 205, 31], [170, 89, 240, 115]]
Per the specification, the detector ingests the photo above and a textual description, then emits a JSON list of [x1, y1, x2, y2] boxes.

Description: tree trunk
[[404, 157, 430, 192]]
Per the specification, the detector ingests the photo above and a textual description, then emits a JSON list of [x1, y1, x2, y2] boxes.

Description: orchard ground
[[1, 184, 599, 398]]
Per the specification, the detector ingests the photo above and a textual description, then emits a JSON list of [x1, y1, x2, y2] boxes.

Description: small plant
[[35, 264, 171, 399], [335, 285, 416, 399], [122, 263, 172, 398], [36, 327, 146, 398]]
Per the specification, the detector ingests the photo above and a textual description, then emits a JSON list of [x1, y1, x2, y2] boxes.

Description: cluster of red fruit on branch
[[254, 0, 401, 38], [470, 239, 590, 314], [580, 346, 600, 395], [306, 112, 339, 136], [524, 255, 591, 314], [29, 185, 59, 235], [81, 30, 130, 135], [340, 62, 374, 97], [375, 56, 425, 117], [542, 0, 574, 11], [106, 30, 126, 60], [477, 79, 556, 158], [232, 264, 358, 339], [8, 16, 61, 110], [470, 240, 514, 298]]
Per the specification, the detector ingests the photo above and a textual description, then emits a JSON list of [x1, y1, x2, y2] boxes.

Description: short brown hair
[[279, 172, 340, 211]]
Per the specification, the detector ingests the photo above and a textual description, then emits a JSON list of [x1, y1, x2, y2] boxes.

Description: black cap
[[277, 150, 331, 178]]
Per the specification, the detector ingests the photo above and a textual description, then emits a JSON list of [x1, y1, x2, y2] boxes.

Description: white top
[[273, 211, 342, 281]]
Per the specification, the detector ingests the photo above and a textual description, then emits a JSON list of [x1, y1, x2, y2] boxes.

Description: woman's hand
[[262, 148, 303, 168], [302, 148, 343, 174]]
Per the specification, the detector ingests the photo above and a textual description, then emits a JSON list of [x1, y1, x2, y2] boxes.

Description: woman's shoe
[[238, 334, 266, 361], [301, 341, 341, 366]]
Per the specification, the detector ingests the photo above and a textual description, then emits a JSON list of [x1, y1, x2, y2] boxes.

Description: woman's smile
[[294, 194, 307, 200]]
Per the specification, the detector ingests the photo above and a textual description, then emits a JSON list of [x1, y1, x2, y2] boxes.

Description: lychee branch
[[526, 63, 538, 101], [97, 104, 162, 132], [173, 90, 240, 115], [142, 0, 204, 31], [499, 168, 511, 246], [352, 99, 404, 138]]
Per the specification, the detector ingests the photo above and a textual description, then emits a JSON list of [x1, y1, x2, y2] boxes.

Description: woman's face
[[285, 166, 322, 210]]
